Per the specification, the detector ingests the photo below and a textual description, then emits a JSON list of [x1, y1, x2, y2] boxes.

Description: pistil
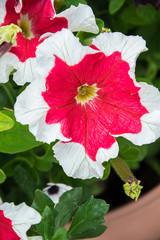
[[76, 84, 98, 104]]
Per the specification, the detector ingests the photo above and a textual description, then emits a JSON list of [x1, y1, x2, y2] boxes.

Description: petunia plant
[[0, 0, 160, 239]]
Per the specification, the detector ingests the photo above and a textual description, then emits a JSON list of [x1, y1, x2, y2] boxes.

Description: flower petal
[[0, 202, 41, 240], [0, 52, 18, 83], [20, 0, 55, 20], [0, 209, 20, 240], [119, 82, 160, 145], [57, 3, 99, 33], [36, 28, 97, 78], [92, 32, 147, 86], [43, 183, 72, 204], [0, 0, 7, 23], [27, 237, 42, 240], [53, 141, 118, 179], [14, 79, 70, 143], [15, 0, 22, 13], [13, 57, 38, 85]]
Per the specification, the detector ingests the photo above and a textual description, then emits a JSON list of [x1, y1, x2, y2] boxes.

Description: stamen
[[76, 84, 98, 104]]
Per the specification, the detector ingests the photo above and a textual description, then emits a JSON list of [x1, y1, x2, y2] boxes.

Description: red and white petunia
[[0, 202, 41, 240], [43, 183, 72, 204], [0, 0, 98, 85], [15, 29, 160, 179]]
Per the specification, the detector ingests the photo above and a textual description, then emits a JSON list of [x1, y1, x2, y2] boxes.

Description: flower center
[[17, 14, 33, 39], [76, 84, 98, 104]]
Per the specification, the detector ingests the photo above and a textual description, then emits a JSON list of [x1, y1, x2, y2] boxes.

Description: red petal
[[0, 210, 20, 240]]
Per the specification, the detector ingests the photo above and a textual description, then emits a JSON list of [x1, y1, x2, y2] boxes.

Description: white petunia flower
[[0, 202, 41, 240], [43, 183, 72, 204]]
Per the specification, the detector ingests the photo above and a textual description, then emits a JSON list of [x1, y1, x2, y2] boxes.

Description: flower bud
[[123, 179, 143, 201]]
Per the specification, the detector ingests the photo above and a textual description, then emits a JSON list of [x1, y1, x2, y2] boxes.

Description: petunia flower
[[0, 0, 98, 85], [43, 183, 72, 204], [15, 29, 160, 179], [133, 0, 160, 9], [0, 202, 41, 240]]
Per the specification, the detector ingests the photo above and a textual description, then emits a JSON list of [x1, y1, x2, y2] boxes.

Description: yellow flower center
[[76, 84, 98, 104], [17, 14, 33, 39]]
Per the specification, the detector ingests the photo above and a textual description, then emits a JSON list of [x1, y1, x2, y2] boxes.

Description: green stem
[[111, 157, 143, 201], [1, 82, 16, 106], [110, 157, 135, 183]]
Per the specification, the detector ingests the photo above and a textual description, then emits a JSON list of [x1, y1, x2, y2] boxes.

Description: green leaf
[[0, 110, 42, 153], [13, 165, 38, 200], [136, 145, 147, 162], [0, 82, 16, 107], [64, 0, 87, 8], [0, 169, 6, 183], [3, 154, 35, 177], [0, 111, 14, 132], [109, 0, 125, 14], [34, 145, 58, 172], [117, 137, 147, 162], [54, 0, 87, 13], [121, 5, 156, 26], [145, 157, 160, 176], [68, 197, 109, 239], [36, 206, 55, 239], [120, 147, 139, 161], [77, 18, 104, 46], [53, 228, 68, 240], [136, 4, 156, 24], [70, 225, 107, 239], [54, 188, 82, 232], [32, 189, 55, 214], [102, 161, 111, 180], [152, 77, 160, 91], [146, 140, 160, 157]]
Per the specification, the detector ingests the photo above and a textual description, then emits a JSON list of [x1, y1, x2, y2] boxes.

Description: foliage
[[31, 189, 108, 240]]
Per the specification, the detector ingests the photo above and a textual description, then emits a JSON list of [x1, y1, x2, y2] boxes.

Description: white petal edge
[[0, 52, 19, 83], [0, 0, 6, 23], [92, 32, 147, 87], [36, 28, 97, 78], [27, 237, 42, 240], [14, 78, 70, 143], [57, 3, 99, 34], [43, 183, 72, 204], [13, 57, 39, 85], [53, 141, 119, 179], [115, 82, 160, 145], [0, 202, 41, 240]]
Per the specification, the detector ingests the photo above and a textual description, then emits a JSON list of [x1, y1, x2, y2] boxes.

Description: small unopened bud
[[0, 24, 22, 46], [111, 157, 143, 201], [123, 179, 143, 201]]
